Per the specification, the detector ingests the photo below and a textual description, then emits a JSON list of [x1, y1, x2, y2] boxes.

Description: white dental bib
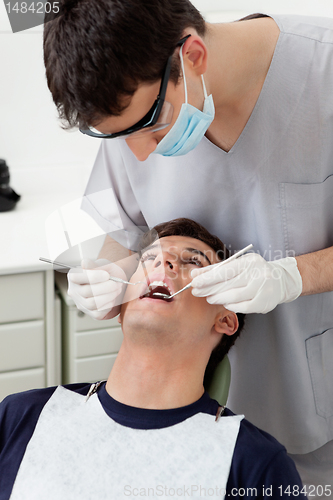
[[10, 386, 243, 499]]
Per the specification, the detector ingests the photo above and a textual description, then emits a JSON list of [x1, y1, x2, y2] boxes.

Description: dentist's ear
[[182, 33, 208, 76], [214, 310, 238, 336]]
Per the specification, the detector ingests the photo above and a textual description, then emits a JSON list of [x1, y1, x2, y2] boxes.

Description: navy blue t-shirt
[[0, 383, 305, 499]]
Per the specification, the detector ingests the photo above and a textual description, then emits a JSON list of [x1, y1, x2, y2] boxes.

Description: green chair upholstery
[[207, 356, 231, 406]]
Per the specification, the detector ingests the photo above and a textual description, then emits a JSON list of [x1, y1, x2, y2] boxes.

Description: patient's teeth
[[149, 281, 171, 294]]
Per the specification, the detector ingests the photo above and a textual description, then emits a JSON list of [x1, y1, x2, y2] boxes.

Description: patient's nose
[[153, 252, 175, 271], [154, 258, 173, 270]]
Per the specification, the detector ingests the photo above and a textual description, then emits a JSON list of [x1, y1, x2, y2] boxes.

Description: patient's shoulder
[[224, 408, 302, 493], [224, 407, 284, 453], [1, 383, 91, 411], [0, 384, 91, 442], [0, 384, 92, 499]]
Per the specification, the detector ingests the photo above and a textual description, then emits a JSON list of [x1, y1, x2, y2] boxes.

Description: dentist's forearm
[[296, 246, 333, 296], [98, 234, 132, 260], [98, 234, 136, 279]]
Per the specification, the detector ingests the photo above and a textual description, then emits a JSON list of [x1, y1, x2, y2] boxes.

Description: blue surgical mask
[[153, 43, 215, 157]]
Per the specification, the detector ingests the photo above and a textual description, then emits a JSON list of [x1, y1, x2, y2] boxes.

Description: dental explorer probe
[[152, 243, 254, 299], [38, 257, 145, 286], [40, 243, 253, 293]]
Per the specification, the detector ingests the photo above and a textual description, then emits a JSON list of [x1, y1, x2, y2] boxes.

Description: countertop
[[0, 191, 103, 275]]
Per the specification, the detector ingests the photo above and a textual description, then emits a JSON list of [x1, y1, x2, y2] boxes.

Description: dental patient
[[0, 218, 304, 499]]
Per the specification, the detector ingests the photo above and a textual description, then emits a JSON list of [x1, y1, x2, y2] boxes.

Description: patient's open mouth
[[140, 281, 173, 301]]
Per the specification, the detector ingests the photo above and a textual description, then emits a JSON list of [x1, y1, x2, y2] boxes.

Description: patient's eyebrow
[[185, 248, 212, 266]]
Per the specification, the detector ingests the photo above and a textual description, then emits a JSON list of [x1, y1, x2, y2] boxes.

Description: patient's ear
[[214, 311, 238, 336]]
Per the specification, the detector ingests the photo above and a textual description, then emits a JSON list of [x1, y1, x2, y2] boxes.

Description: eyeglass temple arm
[[157, 34, 191, 99]]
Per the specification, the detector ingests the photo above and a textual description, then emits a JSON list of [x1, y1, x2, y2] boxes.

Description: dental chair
[[207, 356, 231, 406]]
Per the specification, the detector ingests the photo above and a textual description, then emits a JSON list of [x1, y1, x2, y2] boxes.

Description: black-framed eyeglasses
[[79, 35, 191, 139]]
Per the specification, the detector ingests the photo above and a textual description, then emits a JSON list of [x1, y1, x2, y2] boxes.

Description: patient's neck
[[106, 339, 207, 410]]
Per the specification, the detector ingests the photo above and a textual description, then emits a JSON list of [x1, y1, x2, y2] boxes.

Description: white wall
[[0, 7, 101, 194], [1, 1, 333, 193], [191, 0, 333, 19]]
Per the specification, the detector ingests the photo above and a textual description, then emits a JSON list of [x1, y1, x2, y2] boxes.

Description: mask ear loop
[[179, 42, 209, 102], [179, 43, 188, 104], [201, 74, 209, 98]]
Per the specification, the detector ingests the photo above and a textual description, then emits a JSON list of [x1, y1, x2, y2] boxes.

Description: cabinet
[[0, 190, 102, 401], [55, 273, 123, 384], [0, 270, 61, 401]]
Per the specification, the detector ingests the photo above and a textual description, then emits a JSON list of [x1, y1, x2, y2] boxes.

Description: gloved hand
[[67, 259, 128, 320], [191, 254, 303, 314]]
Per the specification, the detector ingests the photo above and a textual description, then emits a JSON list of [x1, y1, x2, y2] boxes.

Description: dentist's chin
[[126, 137, 158, 161]]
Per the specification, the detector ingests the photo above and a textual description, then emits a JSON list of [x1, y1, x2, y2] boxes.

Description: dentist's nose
[[126, 135, 157, 161]]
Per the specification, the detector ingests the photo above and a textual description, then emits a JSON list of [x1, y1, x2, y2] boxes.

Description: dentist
[[43, 0, 333, 492]]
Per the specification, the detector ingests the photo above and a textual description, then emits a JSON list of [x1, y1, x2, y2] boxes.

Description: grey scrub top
[[82, 14, 333, 454]]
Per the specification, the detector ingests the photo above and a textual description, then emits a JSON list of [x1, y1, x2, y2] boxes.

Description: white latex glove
[[67, 259, 127, 320], [191, 254, 303, 314]]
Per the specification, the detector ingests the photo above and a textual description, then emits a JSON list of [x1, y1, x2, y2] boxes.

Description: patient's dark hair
[[43, 0, 205, 129], [139, 218, 245, 391]]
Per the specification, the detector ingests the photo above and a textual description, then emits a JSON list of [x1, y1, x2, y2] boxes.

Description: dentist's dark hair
[[140, 218, 245, 392], [43, 0, 206, 130]]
